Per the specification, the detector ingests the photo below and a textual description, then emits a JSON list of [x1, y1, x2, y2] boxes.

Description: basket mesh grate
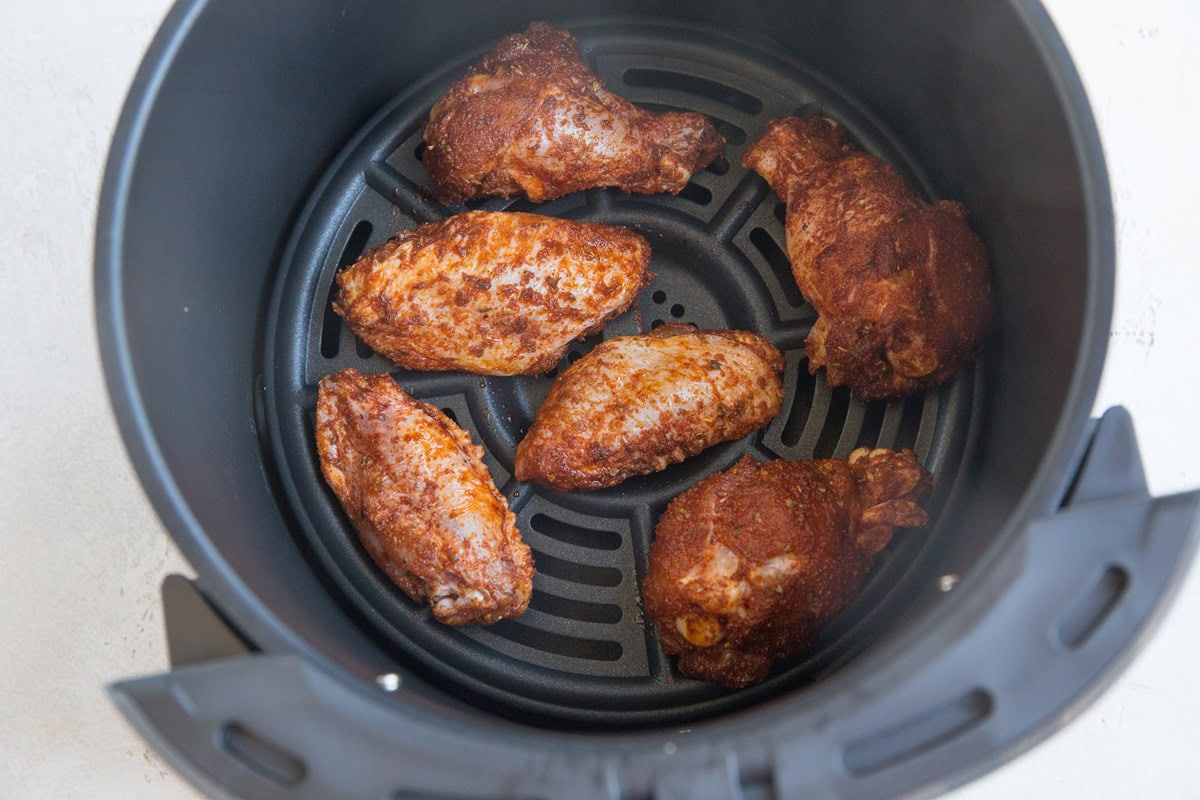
[[263, 20, 981, 726]]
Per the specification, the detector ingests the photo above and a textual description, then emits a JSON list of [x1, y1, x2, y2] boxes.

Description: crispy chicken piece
[[316, 369, 533, 625], [742, 116, 993, 400], [514, 324, 784, 491], [334, 211, 650, 375], [643, 448, 932, 687], [422, 22, 724, 203]]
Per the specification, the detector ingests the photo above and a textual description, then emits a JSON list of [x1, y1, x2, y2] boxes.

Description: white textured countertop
[[1, 1, 1196, 797]]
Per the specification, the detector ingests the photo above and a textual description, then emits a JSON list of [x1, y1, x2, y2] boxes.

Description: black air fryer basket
[[97, 2, 1200, 798]]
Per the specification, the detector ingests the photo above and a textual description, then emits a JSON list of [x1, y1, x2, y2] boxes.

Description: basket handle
[[110, 650, 578, 800], [757, 407, 1200, 798]]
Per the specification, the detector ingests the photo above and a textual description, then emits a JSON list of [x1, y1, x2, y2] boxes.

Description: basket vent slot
[[842, 689, 993, 776], [532, 552, 622, 587], [319, 220, 373, 359], [678, 181, 713, 206], [749, 227, 804, 308], [490, 620, 623, 661], [857, 398, 888, 449], [705, 155, 730, 175], [219, 723, 306, 787], [813, 387, 852, 459], [894, 393, 927, 452], [530, 514, 622, 551], [529, 591, 622, 624], [774, 201, 787, 226], [781, 362, 816, 449], [1056, 564, 1129, 648], [622, 68, 764, 115]]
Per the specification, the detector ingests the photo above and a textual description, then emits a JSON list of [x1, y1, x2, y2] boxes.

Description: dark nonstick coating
[[263, 20, 983, 727]]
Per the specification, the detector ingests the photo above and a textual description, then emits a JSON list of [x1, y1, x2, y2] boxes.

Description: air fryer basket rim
[[93, 0, 1145, 794], [264, 16, 990, 725], [95, 0, 317, 662], [98, 0, 1112, 683]]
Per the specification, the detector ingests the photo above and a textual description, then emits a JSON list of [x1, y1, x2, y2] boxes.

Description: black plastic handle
[[110, 408, 1199, 800]]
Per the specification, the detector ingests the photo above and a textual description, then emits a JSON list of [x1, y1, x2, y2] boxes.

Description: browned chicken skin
[[643, 448, 932, 687], [742, 116, 993, 400], [334, 211, 650, 375], [316, 369, 533, 625], [422, 22, 725, 203], [514, 324, 784, 491]]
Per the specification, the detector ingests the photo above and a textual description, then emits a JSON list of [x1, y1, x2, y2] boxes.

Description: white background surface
[[0, 1, 1196, 797]]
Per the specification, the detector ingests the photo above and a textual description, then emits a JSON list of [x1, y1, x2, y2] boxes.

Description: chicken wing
[[742, 116, 993, 400], [316, 369, 533, 625], [643, 448, 932, 687], [334, 211, 651, 375], [514, 324, 784, 491], [422, 22, 725, 203]]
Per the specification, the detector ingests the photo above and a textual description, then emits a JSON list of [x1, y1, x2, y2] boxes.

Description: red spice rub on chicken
[[316, 369, 533, 625], [742, 116, 993, 400], [643, 448, 932, 687], [423, 22, 724, 203], [514, 324, 784, 492], [334, 211, 651, 376]]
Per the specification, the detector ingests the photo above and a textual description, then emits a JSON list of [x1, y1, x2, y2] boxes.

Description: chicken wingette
[[742, 116, 993, 400], [422, 22, 724, 203], [316, 369, 533, 625], [643, 448, 932, 687], [514, 324, 784, 491], [334, 211, 650, 375]]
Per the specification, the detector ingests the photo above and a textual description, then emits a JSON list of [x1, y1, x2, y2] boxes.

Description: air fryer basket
[[97, 1, 1199, 798], [268, 20, 980, 726]]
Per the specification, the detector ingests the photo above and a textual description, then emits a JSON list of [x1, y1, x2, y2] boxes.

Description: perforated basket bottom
[[263, 19, 982, 727]]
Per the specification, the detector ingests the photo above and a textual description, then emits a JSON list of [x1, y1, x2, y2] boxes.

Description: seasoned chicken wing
[[514, 324, 784, 491], [316, 369, 533, 624], [643, 448, 932, 687], [422, 22, 724, 203], [742, 116, 993, 400], [334, 211, 650, 375]]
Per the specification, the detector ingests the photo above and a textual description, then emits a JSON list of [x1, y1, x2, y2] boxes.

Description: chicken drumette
[[316, 369, 533, 625], [514, 324, 784, 491], [334, 211, 650, 375], [422, 22, 724, 203], [643, 448, 932, 687], [742, 116, 993, 400]]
